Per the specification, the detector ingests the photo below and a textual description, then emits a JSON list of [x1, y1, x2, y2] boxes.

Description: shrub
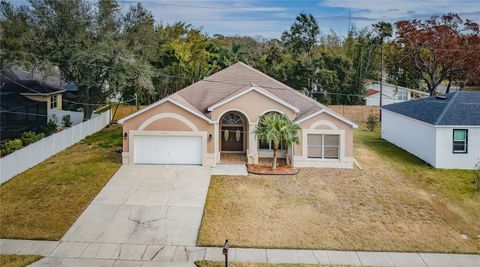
[[42, 118, 58, 136], [62, 115, 72, 128], [21, 131, 41, 146], [1, 139, 23, 156], [366, 113, 378, 131]]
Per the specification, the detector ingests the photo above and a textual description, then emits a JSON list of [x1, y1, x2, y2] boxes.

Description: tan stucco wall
[[24, 93, 63, 110], [210, 90, 297, 123], [122, 101, 214, 153], [294, 112, 354, 157]]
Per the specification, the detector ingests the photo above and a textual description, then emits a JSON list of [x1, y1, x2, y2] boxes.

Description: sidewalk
[[1, 239, 479, 267]]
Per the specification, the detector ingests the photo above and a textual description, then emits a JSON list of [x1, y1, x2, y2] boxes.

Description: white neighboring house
[[365, 82, 429, 106], [381, 92, 480, 170]]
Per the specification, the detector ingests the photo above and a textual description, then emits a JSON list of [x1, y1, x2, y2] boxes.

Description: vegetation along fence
[[328, 105, 380, 122], [0, 110, 111, 184]]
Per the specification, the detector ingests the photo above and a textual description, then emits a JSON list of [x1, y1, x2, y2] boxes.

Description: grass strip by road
[[0, 254, 43, 267], [0, 125, 122, 240], [195, 261, 374, 267]]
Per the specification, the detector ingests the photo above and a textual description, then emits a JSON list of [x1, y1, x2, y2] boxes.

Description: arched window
[[221, 113, 243, 125]]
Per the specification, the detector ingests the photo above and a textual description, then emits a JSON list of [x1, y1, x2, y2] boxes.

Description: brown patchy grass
[[0, 254, 43, 267], [197, 129, 480, 253], [0, 125, 122, 240], [195, 261, 368, 267]]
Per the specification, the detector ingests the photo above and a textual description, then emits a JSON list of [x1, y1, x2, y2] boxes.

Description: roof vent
[[436, 95, 448, 100]]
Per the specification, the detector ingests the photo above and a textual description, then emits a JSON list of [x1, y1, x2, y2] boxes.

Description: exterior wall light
[[123, 132, 128, 140], [208, 134, 213, 141]]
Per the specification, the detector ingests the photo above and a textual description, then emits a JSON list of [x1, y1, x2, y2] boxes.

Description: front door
[[221, 126, 243, 151]]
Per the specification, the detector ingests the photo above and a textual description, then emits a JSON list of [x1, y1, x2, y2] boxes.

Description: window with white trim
[[453, 129, 468, 154], [258, 139, 284, 150], [397, 90, 408, 100], [50, 95, 58, 109], [307, 134, 340, 159]]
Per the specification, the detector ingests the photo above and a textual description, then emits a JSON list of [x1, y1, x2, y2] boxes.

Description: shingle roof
[[174, 62, 327, 120], [381, 91, 480, 126], [119, 62, 356, 127], [1, 66, 65, 95]]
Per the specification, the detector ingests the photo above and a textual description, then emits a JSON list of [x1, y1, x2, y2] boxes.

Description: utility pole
[[380, 40, 384, 109], [134, 93, 138, 111]]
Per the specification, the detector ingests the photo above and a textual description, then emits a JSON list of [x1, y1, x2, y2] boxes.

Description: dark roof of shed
[[381, 91, 480, 126]]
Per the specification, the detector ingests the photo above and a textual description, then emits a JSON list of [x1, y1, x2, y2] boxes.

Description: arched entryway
[[220, 111, 248, 153]]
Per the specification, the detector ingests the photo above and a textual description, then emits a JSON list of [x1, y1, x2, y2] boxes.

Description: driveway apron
[[61, 165, 211, 247]]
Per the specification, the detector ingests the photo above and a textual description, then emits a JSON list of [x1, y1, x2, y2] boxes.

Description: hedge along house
[[118, 62, 358, 168]]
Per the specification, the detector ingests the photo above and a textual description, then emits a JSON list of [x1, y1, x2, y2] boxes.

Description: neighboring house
[[381, 92, 480, 170], [1, 66, 65, 111], [364, 82, 429, 106], [118, 62, 358, 168], [0, 92, 47, 141]]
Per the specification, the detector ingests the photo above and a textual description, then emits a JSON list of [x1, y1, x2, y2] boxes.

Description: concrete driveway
[[62, 165, 211, 247]]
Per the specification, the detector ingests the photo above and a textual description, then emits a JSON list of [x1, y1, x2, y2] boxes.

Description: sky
[[13, 0, 480, 38]]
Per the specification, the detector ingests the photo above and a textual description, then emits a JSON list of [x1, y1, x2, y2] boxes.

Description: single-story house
[[381, 92, 480, 170], [365, 81, 429, 106], [118, 62, 358, 168]]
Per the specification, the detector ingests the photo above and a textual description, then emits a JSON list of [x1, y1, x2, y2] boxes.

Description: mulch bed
[[246, 164, 299, 175]]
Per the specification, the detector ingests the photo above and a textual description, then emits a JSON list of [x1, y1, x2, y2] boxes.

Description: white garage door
[[134, 135, 203, 165]]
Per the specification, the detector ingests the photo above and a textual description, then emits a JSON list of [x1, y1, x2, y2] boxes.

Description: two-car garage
[[132, 134, 204, 165]]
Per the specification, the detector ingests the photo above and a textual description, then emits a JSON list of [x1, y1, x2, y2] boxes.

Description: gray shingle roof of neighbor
[[381, 91, 480, 126]]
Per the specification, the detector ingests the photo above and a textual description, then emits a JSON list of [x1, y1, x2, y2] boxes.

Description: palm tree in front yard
[[254, 113, 300, 170]]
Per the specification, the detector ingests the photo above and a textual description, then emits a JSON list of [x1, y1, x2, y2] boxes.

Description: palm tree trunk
[[272, 143, 278, 170]]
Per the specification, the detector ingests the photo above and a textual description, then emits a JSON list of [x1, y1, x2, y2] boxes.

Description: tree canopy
[[1, 0, 478, 116]]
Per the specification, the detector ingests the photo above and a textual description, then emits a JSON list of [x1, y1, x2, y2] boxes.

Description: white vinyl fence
[[0, 110, 111, 184], [48, 109, 84, 126]]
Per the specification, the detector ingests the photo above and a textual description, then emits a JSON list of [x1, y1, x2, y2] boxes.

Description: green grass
[[355, 129, 480, 244], [0, 125, 122, 240], [0, 255, 43, 267]]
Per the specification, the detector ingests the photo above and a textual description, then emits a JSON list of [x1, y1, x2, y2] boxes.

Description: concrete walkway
[[1, 239, 479, 266]]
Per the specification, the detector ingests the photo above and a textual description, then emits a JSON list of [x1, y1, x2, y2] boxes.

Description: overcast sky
[[14, 0, 480, 38]]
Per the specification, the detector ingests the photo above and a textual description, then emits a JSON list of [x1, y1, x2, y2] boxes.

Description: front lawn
[[0, 125, 122, 240], [0, 255, 43, 267], [197, 129, 479, 253]]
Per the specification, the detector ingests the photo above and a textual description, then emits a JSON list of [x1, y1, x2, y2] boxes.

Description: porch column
[[248, 123, 258, 164], [213, 122, 220, 164]]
